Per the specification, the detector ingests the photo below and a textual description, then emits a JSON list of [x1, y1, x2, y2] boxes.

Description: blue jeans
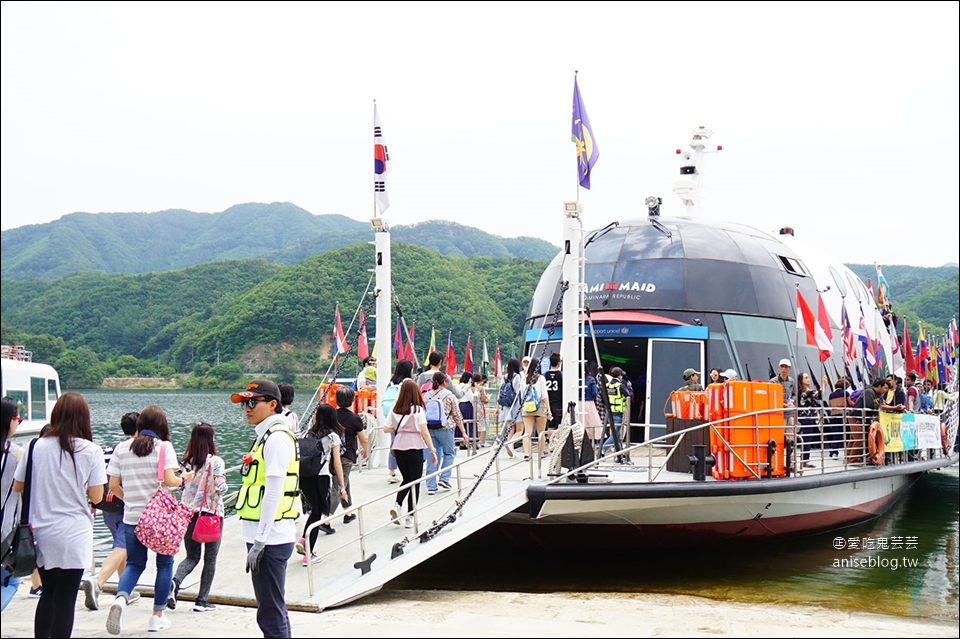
[[247, 542, 294, 638], [103, 511, 127, 549], [117, 525, 174, 611], [601, 413, 624, 453], [0, 565, 19, 611], [426, 428, 455, 490]]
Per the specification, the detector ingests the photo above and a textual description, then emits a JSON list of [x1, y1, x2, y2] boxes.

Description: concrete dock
[[2, 585, 955, 637]]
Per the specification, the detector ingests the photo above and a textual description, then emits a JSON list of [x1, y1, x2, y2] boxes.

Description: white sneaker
[[148, 613, 172, 633], [106, 598, 125, 635], [387, 474, 401, 484], [403, 516, 414, 529], [389, 506, 401, 525], [80, 576, 101, 610]]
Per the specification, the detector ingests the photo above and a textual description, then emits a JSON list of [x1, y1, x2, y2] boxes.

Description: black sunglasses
[[239, 397, 270, 410]]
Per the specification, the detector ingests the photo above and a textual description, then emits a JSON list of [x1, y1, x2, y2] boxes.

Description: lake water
[[15, 389, 958, 622]]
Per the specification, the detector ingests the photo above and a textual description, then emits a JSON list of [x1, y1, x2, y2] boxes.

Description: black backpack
[[297, 431, 326, 478]]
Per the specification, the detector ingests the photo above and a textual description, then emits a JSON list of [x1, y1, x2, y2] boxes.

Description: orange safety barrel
[[710, 381, 782, 480], [316, 382, 341, 407], [354, 388, 377, 416], [706, 383, 725, 423], [668, 391, 708, 420]]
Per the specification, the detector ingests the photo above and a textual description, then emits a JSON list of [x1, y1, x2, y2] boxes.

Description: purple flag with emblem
[[572, 76, 599, 189]]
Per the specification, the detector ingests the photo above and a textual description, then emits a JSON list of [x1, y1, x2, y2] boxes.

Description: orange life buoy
[[868, 421, 885, 466]]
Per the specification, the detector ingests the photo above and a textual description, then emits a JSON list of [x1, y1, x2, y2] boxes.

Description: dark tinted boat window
[[676, 225, 743, 262], [610, 258, 685, 310], [733, 233, 781, 268], [584, 225, 629, 263], [617, 225, 683, 261], [724, 315, 792, 379], [686, 260, 758, 315], [752, 267, 795, 319]]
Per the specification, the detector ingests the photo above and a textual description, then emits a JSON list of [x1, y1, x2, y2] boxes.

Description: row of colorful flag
[[331, 302, 510, 377], [797, 285, 957, 387]]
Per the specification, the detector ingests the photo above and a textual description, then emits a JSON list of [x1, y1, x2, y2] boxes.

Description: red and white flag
[[403, 323, 415, 363], [815, 293, 834, 363], [494, 341, 502, 378], [464, 335, 474, 374], [332, 303, 349, 360], [444, 331, 457, 377], [797, 290, 832, 362], [357, 311, 369, 360]]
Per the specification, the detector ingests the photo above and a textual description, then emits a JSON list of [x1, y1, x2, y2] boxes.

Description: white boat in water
[[1, 343, 62, 436], [496, 126, 960, 548]]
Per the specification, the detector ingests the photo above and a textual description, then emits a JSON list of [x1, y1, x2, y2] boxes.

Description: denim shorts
[[103, 511, 127, 550]]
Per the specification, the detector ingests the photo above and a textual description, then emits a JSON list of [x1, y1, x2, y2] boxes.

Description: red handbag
[[191, 512, 221, 543], [190, 459, 222, 543]]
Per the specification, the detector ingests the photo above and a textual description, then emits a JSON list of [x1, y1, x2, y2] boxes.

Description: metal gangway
[[107, 430, 552, 612]]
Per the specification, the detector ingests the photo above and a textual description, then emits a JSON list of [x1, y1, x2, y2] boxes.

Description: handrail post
[[495, 447, 502, 496], [357, 505, 367, 561]]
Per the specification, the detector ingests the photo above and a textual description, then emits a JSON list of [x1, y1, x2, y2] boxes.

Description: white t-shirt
[[107, 438, 179, 526], [15, 436, 106, 570], [240, 416, 297, 546], [318, 432, 341, 477], [281, 408, 300, 433]]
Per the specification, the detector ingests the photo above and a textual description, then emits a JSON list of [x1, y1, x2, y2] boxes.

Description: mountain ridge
[[1, 202, 561, 279]]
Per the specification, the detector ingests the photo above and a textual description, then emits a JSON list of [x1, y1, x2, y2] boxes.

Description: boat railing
[[296, 431, 531, 596], [548, 403, 957, 485]]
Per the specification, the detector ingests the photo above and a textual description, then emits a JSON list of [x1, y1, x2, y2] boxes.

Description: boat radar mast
[[672, 125, 721, 215]]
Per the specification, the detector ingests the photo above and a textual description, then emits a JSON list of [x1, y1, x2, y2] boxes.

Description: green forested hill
[[1, 243, 549, 385], [3, 248, 955, 390], [1, 259, 284, 360], [846, 264, 959, 333], [1, 203, 560, 279]]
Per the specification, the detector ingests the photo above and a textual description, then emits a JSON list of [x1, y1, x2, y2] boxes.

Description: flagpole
[[574, 70, 580, 204], [373, 99, 378, 219], [794, 284, 801, 391]]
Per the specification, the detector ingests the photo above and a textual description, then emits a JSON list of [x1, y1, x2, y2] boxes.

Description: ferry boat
[[493, 126, 960, 548], [1, 343, 61, 436]]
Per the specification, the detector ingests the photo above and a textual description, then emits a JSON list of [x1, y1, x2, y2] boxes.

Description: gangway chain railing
[[299, 429, 532, 596]]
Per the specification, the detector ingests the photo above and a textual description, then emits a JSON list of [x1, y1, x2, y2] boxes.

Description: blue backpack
[[424, 389, 451, 428], [497, 376, 517, 408], [380, 382, 401, 418]]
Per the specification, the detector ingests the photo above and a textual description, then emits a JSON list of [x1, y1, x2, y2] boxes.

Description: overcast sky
[[2, 2, 958, 268]]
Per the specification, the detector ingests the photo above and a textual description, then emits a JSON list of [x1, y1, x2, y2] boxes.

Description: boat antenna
[[672, 126, 721, 216]]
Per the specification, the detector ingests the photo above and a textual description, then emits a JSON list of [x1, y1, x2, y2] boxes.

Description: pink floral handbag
[[135, 443, 193, 556]]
